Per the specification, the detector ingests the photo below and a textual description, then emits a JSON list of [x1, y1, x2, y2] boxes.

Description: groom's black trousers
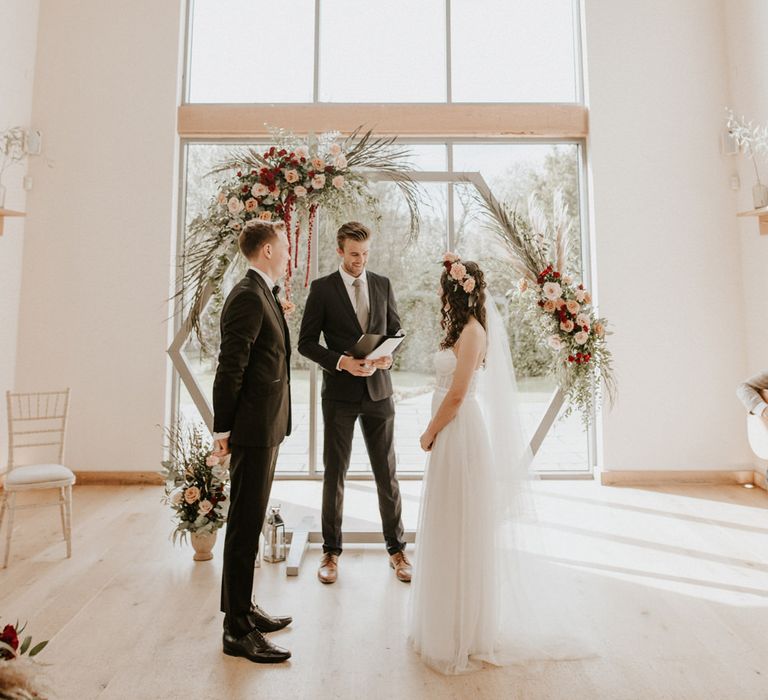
[[321, 389, 405, 556], [221, 443, 279, 638]]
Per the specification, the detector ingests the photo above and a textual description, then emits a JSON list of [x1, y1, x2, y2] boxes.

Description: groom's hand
[[339, 356, 376, 377], [214, 437, 230, 457]]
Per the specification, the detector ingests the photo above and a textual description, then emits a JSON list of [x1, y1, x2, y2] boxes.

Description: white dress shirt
[[213, 266, 277, 442], [335, 264, 369, 371]]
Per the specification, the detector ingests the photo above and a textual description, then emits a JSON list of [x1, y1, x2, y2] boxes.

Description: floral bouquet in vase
[[161, 421, 229, 554]]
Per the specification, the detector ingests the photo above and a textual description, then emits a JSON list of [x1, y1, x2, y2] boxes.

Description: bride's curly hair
[[439, 260, 487, 350]]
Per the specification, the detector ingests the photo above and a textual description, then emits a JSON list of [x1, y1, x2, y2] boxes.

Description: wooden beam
[[178, 103, 588, 139]]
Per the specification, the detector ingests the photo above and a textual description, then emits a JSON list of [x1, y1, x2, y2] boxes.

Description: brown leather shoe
[[389, 551, 412, 583], [317, 552, 339, 584]]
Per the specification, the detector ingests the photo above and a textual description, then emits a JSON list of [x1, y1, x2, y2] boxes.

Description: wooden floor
[[1, 480, 768, 699]]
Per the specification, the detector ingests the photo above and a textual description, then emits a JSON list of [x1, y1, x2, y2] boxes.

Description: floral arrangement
[[726, 109, 768, 186], [161, 422, 229, 544], [0, 619, 48, 699], [181, 126, 420, 343], [474, 189, 616, 425]]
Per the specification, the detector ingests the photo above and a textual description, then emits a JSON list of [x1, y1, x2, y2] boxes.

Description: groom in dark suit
[[298, 221, 411, 585], [212, 220, 293, 663]]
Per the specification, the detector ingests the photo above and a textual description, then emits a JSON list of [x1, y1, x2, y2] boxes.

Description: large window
[[176, 1, 592, 478]]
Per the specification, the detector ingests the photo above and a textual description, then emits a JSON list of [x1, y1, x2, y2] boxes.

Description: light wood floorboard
[[1, 481, 767, 699]]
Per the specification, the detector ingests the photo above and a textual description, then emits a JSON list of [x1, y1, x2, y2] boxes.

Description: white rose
[[574, 331, 589, 345], [547, 335, 563, 351], [563, 275, 573, 285], [329, 143, 342, 156], [198, 499, 213, 516], [542, 282, 562, 300], [575, 289, 586, 303], [334, 154, 348, 169], [227, 197, 244, 215], [332, 175, 345, 189], [311, 174, 326, 189], [227, 220, 242, 230], [251, 183, 268, 197], [295, 146, 309, 159], [294, 185, 308, 198]]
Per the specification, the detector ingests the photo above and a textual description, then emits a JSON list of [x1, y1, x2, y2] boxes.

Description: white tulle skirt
[[408, 389, 502, 674]]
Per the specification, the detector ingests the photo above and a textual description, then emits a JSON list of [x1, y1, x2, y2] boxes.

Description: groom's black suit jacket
[[212, 269, 291, 446], [298, 270, 401, 402]]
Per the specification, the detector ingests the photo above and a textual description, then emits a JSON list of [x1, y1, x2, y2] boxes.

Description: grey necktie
[[352, 278, 369, 331]]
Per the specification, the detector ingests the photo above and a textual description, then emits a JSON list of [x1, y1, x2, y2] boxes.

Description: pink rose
[[575, 312, 591, 328], [184, 486, 200, 504], [198, 499, 213, 516], [285, 169, 299, 184], [543, 300, 556, 313], [227, 197, 244, 215], [257, 210, 273, 221], [560, 319, 575, 333], [574, 289, 586, 303], [311, 174, 326, 189], [547, 335, 563, 351], [574, 331, 589, 345], [245, 198, 257, 212], [542, 282, 562, 300], [294, 185, 308, 198], [295, 146, 309, 159], [251, 183, 268, 197], [332, 175, 345, 189], [462, 277, 476, 293], [566, 300, 580, 314], [449, 262, 467, 281], [443, 252, 460, 263]]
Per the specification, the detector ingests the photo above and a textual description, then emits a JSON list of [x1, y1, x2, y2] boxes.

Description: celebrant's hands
[[420, 430, 435, 452], [372, 355, 393, 370], [340, 356, 376, 377], [214, 437, 230, 458]]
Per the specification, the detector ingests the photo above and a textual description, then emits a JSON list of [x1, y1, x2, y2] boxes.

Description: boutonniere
[[280, 298, 295, 317]]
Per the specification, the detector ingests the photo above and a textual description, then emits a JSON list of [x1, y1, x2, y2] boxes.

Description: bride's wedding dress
[[408, 348, 501, 674]]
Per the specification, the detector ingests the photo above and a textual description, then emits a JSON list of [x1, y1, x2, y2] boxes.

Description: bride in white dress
[[408, 254, 535, 675]]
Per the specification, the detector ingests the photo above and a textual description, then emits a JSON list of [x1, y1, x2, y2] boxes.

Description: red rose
[[567, 355, 574, 362], [269, 146, 276, 155], [300, 156, 306, 163], [325, 165, 333, 173], [553, 271, 560, 278], [236, 171, 242, 178], [0, 624, 19, 659], [278, 149, 287, 156]]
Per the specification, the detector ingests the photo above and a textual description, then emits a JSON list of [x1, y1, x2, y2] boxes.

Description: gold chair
[[0, 389, 75, 567]]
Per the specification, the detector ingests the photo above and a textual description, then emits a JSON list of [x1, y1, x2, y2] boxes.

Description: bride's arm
[[420, 323, 485, 451]]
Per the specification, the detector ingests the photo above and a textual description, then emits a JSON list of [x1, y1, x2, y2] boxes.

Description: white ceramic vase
[[190, 530, 217, 561]]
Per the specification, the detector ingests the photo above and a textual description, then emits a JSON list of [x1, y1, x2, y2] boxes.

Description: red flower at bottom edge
[[0, 624, 19, 659]]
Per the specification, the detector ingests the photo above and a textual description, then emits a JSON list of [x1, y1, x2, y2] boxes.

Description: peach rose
[[198, 499, 213, 515], [227, 197, 244, 215], [443, 252, 460, 263], [245, 198, 257, 212], [294, 185, 308, 198], [280, 299, 296, 317], [574, 331, 589, 345], [228, 220, 242, 231], [332, 175, 345, 189], [543, 300, 556, 313], [518, 278, 528, 293], [217, 192, 227, 205], [251, 183, 268, 197], [583, 292, 592, 304], [311, 174, 326, 189], [449, 262, 467, 281], [563, 275, 573, 285], [462, 277, 476, 293], [555, 298, 566, 309], [574, 289, 586, 303], [542, 282, 562, 300], [184, 486, 200, 504], [257, 210, 273, 221], [566, 299, 580, 315], [560, 319, 575, 333], [594, 322, 605, 337], [285, 169, 299, 184], [311, 157, 325, 171]]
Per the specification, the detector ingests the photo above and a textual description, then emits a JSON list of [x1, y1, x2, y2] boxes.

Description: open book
[[344, 331, 406, 360]]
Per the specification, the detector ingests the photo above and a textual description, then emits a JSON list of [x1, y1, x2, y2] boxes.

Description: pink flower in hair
[[449, 262, 467, 281], [462, 277, 476, 293], [443, 252, 460, 263]]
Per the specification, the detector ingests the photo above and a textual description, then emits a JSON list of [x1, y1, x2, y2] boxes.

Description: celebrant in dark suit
[[298, 221, 411, 585], [212, 220, 293, 664]]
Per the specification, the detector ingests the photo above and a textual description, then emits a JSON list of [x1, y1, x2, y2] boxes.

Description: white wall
[[14, 0, 183, 471], [0, 0, 40, 469], [585, 0, 751, 470]]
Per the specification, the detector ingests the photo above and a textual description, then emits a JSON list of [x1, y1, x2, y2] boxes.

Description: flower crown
[[442, 252, 477, 296]]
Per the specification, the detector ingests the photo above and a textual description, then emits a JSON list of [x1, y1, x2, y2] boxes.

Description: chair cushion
[[5, 463, 75, 486]]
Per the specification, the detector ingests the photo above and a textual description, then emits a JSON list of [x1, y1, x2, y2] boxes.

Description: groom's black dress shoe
[[222, 629, 291, 664], [248, 604, 292, 633]]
